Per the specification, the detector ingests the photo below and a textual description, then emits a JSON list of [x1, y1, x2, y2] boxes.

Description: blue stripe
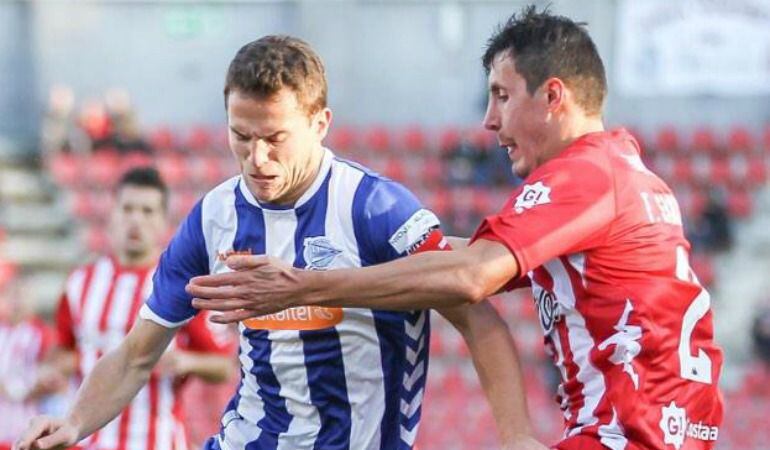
[[295, 171, 352, 449], [371, 310, 407, 449], [234, 185, 292, 449]]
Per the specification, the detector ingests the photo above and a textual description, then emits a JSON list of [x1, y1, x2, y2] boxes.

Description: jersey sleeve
[[352, 176, 444, 265], [470, 155, 616, 276], [140, 201, 210, 328], [177, 311, 237, 355], [54, 292, 76, 350]]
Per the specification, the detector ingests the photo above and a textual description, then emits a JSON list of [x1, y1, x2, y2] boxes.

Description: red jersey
[[471, 129, 723, 450], [56, 255, 235, 450], [0, 317, 55, 445]]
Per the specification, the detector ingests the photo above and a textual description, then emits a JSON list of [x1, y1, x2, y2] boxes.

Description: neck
[[545, 113, 605, 161]]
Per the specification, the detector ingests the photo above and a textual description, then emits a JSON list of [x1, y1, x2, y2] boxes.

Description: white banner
[[615, 0, 770, 96]]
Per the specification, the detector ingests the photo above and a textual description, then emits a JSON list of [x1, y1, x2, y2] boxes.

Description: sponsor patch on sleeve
[[514, 181, 551, 213], [388, 209, 441, 255]]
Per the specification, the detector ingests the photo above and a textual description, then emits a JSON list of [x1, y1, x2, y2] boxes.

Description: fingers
[[34, 425, 75, 450], [225, 255, 272, 271], [187, 271, 244, 289], [186, 282, 243, 299], [209, 309, 264, 324], [192, 297, 258, 311], [15, 417, 58, 450]]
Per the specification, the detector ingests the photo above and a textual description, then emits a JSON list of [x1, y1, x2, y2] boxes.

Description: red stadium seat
[[672, 156, 694, 184], [727, 126, 754, 153], [655, 126, 681, 154], [401, 125, 427, 153], [467, 126, 495, 151], [691, 127, 719, 154], [438, 127, 462, 156], [327, 125, 358, 154], [383, 157, 406, 182], [420, 155, 444, 188], [185, 125, 213, 153], [746, 156, 768, 186], [708, 158, 730, 185], [84, 225, 110, 253], [363, 126, 391, 154], [763, 124, 770, 155], [157, 155, 188, 188], [149, 125, 177, 153], [120, 152, 154, 174], [188, 155, 225, 188], [727, 188, 753, 218], [87, 151, 121, 187]]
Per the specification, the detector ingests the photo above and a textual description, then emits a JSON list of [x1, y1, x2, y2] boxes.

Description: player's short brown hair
[[116, 166, 169, 211], [483, 5, 607, 116], [224, 35, 327, 115]]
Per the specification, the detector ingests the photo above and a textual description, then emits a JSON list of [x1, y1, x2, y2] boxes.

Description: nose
[[482, 99, 500, 132], [249, 140, 270, 168]]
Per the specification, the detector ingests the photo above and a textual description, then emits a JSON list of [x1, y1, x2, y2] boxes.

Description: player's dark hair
[[116, 166, 169, 211], [483, 5, 607, 116], [224, 35, 327, 115]]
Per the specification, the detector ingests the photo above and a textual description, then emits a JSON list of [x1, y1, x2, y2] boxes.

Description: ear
[[315, 108, 333, 140], [542, 77, 566, 112]]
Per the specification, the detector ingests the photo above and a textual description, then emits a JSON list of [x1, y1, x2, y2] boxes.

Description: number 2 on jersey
[[676, 245, 713, 384]]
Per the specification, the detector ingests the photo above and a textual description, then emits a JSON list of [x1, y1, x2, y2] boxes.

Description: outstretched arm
[[439, 302, 547, 450], [14, 319, 177, 450], [188, 239, 521, 323]]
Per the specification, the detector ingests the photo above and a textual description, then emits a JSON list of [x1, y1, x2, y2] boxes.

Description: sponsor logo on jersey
[[303, 236, 342, 270], [389, 209, 441, 255], [243, 306, 344, 331], [659, 401, 719, 449], [514, 181, 551, 213]]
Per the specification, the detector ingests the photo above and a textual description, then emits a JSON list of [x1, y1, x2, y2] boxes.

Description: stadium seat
[[87, 151, 121, 187], [746, 156, 768, 186], [327, 125, 358, 154], [467, 126, 495, 151], [84, 225, 110, 253], [654, 126, 681, 154], [185, 125, 213, 153], [401, 125, 428, 154], [157, 154, 188, 188], [120, 151, 154, 174], [188, 155, 225, 188], [149, 125, 177, 153], [672, 156, 694, 184], [691, 127, 719, 154], [438, 127, 462, 157], [383, 157, 406, 182], [708, 158, 730, 186], [727, 126, 754, 153], [363, 126, 391, 154], [727, 187, 753, 218]]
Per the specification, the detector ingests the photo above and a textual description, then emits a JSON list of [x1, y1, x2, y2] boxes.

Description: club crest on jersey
[[514, 181, 551, 213], [534, 288, 561, 335], [303, 236, 342, 270]]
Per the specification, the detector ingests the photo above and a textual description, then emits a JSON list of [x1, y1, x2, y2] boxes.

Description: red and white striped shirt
[[56, 255, 233, 450], [472, 129, 723, 450], [0, 317, 54, 445]]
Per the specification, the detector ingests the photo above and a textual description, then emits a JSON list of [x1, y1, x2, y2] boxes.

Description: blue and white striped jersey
[[139, 149, 442, 450]]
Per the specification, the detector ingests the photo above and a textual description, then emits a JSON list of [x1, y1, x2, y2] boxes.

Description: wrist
[[303, 269, 331, 307]]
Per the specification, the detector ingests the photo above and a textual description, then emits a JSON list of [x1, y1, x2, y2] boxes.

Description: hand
[[155, 350, 193, 378], [501, 435, 550, 450], [187, 255, 306, 324], [13, 416, 80, 450]]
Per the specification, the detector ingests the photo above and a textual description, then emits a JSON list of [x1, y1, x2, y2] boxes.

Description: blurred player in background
[[189, 6, 725, 450], [0, 265, 64, 450], [16, 37, 544, 450], [45, 167, 236, 450]]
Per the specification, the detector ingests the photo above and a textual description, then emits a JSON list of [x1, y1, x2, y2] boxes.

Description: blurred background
[[1, 0, 769, 448]]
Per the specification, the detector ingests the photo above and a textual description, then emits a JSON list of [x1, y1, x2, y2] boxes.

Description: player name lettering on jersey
[[640, 191, 683, 226], [243, 306, 344, 330]]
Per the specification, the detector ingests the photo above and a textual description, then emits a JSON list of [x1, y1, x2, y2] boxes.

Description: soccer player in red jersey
[[188, 6, 724, 450], [49, 167, 236, 450]]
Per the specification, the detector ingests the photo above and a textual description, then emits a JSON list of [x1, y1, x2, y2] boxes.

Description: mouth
[[250, 174, 278, 183], [499, 140, 519, 159]]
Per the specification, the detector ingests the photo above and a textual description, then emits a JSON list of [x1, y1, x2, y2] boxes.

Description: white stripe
[[543, 257, 605, 436], [100, 413, 120, 449], [139, 304, 192, 328], [128, 385, 150, 450], [224, 324, 266, 449], [262, 209, 322, 449], [201, 176, 240, 274], [327, 160, 384, 450], [107, 274, 138, 347], [66, 268, 86, 319], [155, 377, 174, 450], [599, 407, 628, 450], [78, 257, 114, 375]]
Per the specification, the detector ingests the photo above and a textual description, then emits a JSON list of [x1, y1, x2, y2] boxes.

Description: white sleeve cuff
[[139, 304, 193, 329]]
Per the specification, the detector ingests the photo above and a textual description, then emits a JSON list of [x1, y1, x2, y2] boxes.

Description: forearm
[[453, 304, 534, 444], [304, 249, 484, 310], [66, 344, 153, 440]]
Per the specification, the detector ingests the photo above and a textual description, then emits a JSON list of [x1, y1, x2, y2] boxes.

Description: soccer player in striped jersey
[[44, 167, 236, 450], [15, 37, 544, 450], [188, 8, 725, 450]]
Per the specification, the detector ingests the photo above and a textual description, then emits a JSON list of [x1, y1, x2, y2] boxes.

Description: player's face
[[227, 89, 331, 205], [483, 53, 550, 178], [110, 186, 167, 262]]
